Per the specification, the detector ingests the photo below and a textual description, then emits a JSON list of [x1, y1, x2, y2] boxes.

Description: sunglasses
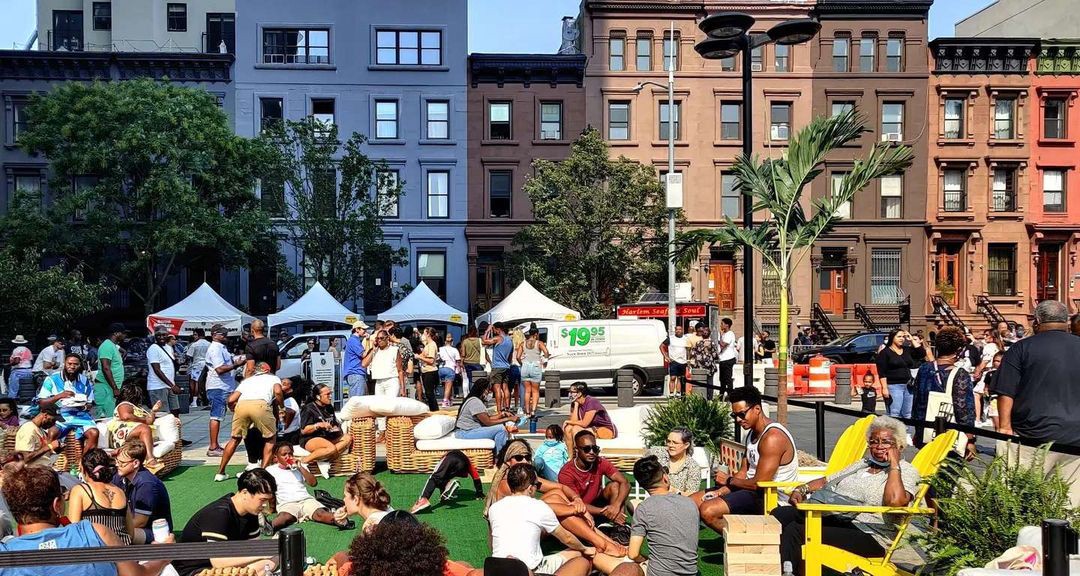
[[509, 454, 530, 463], [868, 438, 894, 447], [577, 445, 600, 454], [732, 408, 754, 420]]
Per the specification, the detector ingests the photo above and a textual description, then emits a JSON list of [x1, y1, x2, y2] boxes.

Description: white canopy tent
[[147, 282, 255, 335], [267, 282, 359, 329], [377, 282, 468, 325], [474, 280, 581, 327]]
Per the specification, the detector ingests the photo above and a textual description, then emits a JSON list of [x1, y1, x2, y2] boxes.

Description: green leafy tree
[[673, 110, 912, 423], [506, 128, 679, 318], [260, 119, 407, 306], [12, 79, 275, 315], [0, 245, 108, 338]]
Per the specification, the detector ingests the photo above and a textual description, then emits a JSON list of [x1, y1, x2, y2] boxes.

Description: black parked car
[[791, 331, 889, 365]]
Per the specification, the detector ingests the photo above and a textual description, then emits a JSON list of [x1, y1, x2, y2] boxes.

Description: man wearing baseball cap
[[205, 324, 246, 457], [14, 403, 65, 468], [94, 323, 127, 418], [343, 320, 371, 398], [148, 326, 183, 418]]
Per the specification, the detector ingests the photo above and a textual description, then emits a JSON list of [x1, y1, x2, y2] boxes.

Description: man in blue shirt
[[37, 353, 100, 451], [113, 441, 173, 545], [343, 320, 370, 397]]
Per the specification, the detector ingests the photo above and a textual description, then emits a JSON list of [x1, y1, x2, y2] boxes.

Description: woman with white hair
[[770, 416, 922, 576]]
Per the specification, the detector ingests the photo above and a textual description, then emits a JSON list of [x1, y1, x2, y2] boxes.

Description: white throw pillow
[[413, 415, 456, 440], [155, 414, 180, 443], [341, 396, 378, 419], [368, 396, 429, 416]]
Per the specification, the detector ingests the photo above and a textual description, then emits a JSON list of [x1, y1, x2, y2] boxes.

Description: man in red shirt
[[558, 430, 631, 525]]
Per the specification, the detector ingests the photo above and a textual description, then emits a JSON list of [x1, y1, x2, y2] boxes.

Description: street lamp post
[[694, 13, 819, 390]]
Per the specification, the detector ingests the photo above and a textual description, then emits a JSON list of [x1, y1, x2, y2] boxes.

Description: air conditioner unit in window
[[751, 62, 763, 72], [883, 132, 902, 142], [771, 126, 789, 140]]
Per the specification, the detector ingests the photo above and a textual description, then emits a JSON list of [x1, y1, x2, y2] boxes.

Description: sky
[[0, 0, 995, 53]]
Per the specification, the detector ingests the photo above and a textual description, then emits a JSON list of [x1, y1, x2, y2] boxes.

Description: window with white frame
[[831, 101, 854, 118], [886, 36, 903, 72], [871, 248, 902, 304], [540, 102, 563, 140], [720, 102, 741, 140], [833, 35, 849, 72], [880, 175, 902, 219], [417, 251, 447, 300], [608, 102, 629, 140], [262, 28, 329, 64], [774, 44, 790, 72], [488, 102, 511, 140], [375, 101, 398, 139], [609, 36, 625, 71], [663, 31, 679, 71], [881, 103, 903, 141], [1044, 169, 1065, 213], [426, 101, 449, 139], [427, 171, 448, 218], [375, 30, 441, 66], [994, 97, 1016, 139], [944, 98, 964, 139], [831, 172, 851, 219], [375, 169, 399, 218], [859, 36, 875, 72], [636, 36, 651, 71], [659, 101, 681, 141], [770, 103, 791, 141]]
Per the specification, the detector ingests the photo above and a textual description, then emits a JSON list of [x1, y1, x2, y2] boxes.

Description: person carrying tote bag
[[913, 326, 977, 459]]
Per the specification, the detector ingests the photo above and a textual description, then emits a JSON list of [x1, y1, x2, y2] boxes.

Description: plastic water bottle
[[782, 561, 795, 576]]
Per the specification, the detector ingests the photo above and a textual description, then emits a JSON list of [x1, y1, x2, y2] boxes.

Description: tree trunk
[[776, 281, 789, 424]]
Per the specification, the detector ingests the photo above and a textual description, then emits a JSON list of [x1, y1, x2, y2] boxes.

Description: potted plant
[[935, 280, 957, 304], [642, 395, 733, 470]]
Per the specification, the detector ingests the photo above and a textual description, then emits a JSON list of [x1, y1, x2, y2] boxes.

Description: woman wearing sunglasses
[[562, 382, 617, 456]]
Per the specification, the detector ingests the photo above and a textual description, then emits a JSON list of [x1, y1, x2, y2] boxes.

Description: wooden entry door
[[710, 262, 736, 311], [935, 244, 962, 307], [818, 268, 846, 315], [1038, 245, 1061, 302]]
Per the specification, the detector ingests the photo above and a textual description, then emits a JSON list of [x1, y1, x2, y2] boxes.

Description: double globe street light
[[694, 13, 820, 390]]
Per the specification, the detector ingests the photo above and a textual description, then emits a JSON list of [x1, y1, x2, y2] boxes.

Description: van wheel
[[631, 372, 647, 396]]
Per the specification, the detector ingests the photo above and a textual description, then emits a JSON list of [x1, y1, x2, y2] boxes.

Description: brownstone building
[[808, 0, 932, 334], [580, 0, 817, 334], [926, 38, 1038, 329], [466, 53, 587, 316]]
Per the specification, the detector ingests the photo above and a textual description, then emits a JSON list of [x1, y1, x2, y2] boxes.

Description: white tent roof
[[377, 282, 468, 325], [148, 282, 255, 333], [268, 282, 359, 329], [474, 280, 581, 327]]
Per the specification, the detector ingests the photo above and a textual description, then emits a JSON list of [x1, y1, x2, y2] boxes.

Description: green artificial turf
[[162, 466, 724, 575]]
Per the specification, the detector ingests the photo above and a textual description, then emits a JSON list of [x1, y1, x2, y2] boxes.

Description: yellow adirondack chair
[[759, 414, 875, 512], [796, 429, 959, 576]]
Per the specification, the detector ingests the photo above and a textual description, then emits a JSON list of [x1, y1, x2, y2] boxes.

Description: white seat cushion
[[415, 435, 495, 450], [414, 415, 456, 440]]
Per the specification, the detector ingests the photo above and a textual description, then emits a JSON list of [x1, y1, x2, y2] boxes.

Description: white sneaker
[[317, 461, 331, 479], [213, 473, 229, 482], [245, 462, 260, 471]]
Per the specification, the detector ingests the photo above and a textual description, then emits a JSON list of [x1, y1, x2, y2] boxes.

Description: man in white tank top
[[693, 385, 798, 533]]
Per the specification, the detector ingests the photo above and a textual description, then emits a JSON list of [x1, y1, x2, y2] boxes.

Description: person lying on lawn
[[410, 449, 484, 513], [265, 443, 355, 531]]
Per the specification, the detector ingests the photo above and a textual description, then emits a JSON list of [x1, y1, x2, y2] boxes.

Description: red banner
[[146, 316, 185, 336], [616, 303, 708, 318]]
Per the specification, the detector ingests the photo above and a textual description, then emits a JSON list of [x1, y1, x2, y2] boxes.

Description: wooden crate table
[[723, 515, 782, 576]]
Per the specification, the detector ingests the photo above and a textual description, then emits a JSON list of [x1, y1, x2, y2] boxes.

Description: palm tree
[[672, 109, 913, 423]]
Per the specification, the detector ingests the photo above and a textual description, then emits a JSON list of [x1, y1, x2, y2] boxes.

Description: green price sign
[[560, 326, 606, 346]]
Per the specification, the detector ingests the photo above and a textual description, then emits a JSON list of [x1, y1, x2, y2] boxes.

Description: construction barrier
[[807, 356, 832, 392], [786, 356, 881, 397]]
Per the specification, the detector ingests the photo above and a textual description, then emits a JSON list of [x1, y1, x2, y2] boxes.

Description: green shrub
[[642, 395, 733, 460], [915, 446, 1080, 576]]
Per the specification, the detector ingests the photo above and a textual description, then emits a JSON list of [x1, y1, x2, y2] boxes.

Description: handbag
[[921, 363, 969, 454], [806, 467, 866, 521]]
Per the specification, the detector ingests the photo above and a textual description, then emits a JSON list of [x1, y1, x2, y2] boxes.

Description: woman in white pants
[[362, 331, 405, 431]]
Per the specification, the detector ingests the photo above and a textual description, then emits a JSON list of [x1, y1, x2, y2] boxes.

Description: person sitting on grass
[[619, 455, 701, 576], [410, 449, 485, 513], [0, 464, 173, 576], [486, 439, 627, 557], [107, 384, 164, 470], [67, 448, 134, 546], [36, 353, 100, 452], [534, 424, 569, 481], [215, 363, 284, 482], [339, 472, 393, 532], [173, 469, 279, 576], [334, 511, 477, 576], [559, 430, 631, 527], [112, 441, 172, 546], [264, 443, 354, 531], [298, 383, 353, 478]]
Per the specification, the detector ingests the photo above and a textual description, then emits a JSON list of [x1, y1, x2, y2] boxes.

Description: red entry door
[[1038, 245, 1060, 302], [935, 245, 961, 307], [711, 262, 736, 311], [818, 268, 846, 315]]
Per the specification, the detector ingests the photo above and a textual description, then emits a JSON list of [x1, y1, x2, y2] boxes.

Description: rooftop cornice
[[469, 53, 586, 88], [931, 42, 1035, 75], [813, 0, 932, 18], [0, 50, 233, 82]]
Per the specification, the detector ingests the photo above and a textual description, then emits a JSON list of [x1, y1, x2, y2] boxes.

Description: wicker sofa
[[296, 417, 376, 476], [385, 415, 495, 473], [0, 419, 183, 476]]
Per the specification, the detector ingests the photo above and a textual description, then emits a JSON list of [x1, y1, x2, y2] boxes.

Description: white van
[[522, 319, 667, 395]]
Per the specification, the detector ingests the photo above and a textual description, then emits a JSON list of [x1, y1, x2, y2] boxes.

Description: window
[[427, 171, 448, 218], [206, 13, 235, 54], [608, 102, 629, 140], [833, 36, 849, 72], [417, 252, 447, 300], [8, 171, 41, 208], [426, 101, 449, 139], [540, 102, 563, 140], [859, 36, 875, 72], [311, 99, 334, 134], [375, 30, 441, 65], [992, 167, 1017, 212], [92, 2, 111, 31], [831, 172, 851, 219], [663, 32, 678, 71], [720, 56, 736, 72], [260, 178, 285, 217], [636, 36, 651, 71], [995, 98, 1016, 139], [720, 102, 741, 141], [475, 249, 506, 312], [774, 44, 790, 72], [770, 103, 791, 141], [751, 45, 763, 71], [1045, 98, 1067, 139], [262, 28, 330, 64], [9, 100, 29, 143], [880, 175, 902, 219], [363, 262, 393, 316], [609, 36, 625, 71], [167, 3, 187, 32], [488, 102, 511, 140], [659, 102, 681, 140], [259, 97, 283, 132], [52, 10, 83, 51], [375, 170, 399, 218], [882, 103, 904, 141], [870, 248, 902, 304], [943, 169, 966, 212], [944, 98, 964, 139], [489, 170, 512, 218], [1044, 169, 1066, 213], [886, 37, 903, 72], [721, 172, 740, 219], [375, 101, 398, 139], [987, 244, 1017, 296], [831, 101, 854, 118]]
